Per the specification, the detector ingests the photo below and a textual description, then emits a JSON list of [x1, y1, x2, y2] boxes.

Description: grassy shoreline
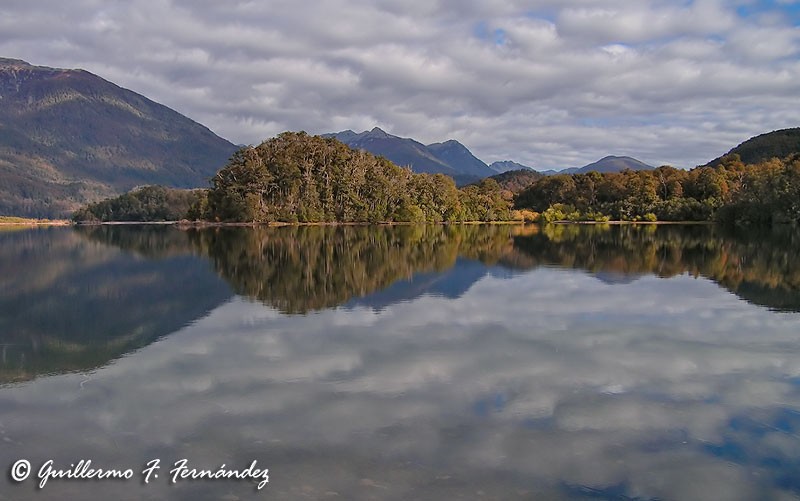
[[75, 220, 531, 227], [551, 220, 714, 225], [71, 219, 715, 227], [3, 216, 716, 227], [0, 216, 71, 226]]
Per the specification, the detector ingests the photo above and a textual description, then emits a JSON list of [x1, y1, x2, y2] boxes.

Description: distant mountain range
[[0, 58, 238, 217], [325, 128, 656, 182], [323, 128, 495, 185]]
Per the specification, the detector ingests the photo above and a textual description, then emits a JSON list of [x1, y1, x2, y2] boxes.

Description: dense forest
[[198, 132, 514, 223], [514, 153, 800, 226], [482, 168, 544, 196]]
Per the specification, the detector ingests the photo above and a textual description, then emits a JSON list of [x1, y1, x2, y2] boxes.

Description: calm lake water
[[1, 224, 800, 500]]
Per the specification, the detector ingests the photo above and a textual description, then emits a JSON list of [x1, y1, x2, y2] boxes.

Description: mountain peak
[[575, 156, 654, 174], [367, 126, 391, 138], [599, 155, 635, 162], [0, 57, 32, 68], [427, 139, 471, 154], [323, 128, 494, 183]]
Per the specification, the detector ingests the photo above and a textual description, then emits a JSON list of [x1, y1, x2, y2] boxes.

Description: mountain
[[541, 167, 579, 175], [427, 140, 495, 178], [575, 155, 654, 173], [706, 128, 800, 167], [538, 169, 562, 176], [489, 160, 535, 174], [0, 58, 238, 217], [324, 127, 451, 172], [323, 128, 494, 185], [540, 155, 654, 176]]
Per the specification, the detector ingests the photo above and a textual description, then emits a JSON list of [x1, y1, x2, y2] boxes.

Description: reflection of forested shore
[[0, 228, 231, 384], [184, 224, 533, 314], [512, 224, 800, 312], [4, 223, 797, 382], [78, 224, 800, 315]]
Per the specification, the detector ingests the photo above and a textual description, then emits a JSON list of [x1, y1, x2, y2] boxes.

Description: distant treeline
[[514, 154, 800, 226], [72, 185, 204, 222], [72, 132, 800, 227]]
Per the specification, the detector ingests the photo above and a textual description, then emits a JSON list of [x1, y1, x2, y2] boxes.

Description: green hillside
[[707, 128, 800, 166]]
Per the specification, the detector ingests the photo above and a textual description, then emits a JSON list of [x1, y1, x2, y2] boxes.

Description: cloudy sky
[[1, 0, 799, 169]]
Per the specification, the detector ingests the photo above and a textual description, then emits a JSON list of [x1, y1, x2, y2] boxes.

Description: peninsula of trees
[[72, 131, 800, 227], [75, 132, 515, 223]]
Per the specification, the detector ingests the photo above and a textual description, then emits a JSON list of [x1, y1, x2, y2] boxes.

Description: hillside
[[323, 128, 494, 185], [489, 160, 535, 174], [427, 140, 495, 178], [706, 128, 800, 166], [0, 58, 238, 217], [485, 169, 543, 194], [324, 128, 451, 173]]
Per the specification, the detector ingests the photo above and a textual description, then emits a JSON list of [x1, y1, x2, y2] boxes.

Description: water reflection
[[1, 224, 799, 499], [80, 224, 800, 314], [0, 227, 232, 384], [184, 225, 530, 313], [198, 224, 800, 313], [512, 224, 800, 313]]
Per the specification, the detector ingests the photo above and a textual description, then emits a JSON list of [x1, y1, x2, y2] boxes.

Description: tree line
[[514, 154, 800, 226], [73, 132, 516, 223], [72, 131, 799, 227], [71, 185, 205, 222]]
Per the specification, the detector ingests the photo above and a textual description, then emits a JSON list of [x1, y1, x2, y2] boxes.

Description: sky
[[1, 0, 799, 170]]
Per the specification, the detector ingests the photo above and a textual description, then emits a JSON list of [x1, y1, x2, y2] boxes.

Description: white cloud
[[0, 0, 798, 169]]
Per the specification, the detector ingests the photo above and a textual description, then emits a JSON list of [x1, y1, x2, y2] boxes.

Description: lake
[[1, 224, 800, 500]]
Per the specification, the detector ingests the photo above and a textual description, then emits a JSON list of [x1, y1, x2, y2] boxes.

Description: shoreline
[[75, 220, 530, 227], [551, 220, 714, 225], [0, 219, 71, 226], [69, 219, 715, 227], [3, 218, 718, 228]]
